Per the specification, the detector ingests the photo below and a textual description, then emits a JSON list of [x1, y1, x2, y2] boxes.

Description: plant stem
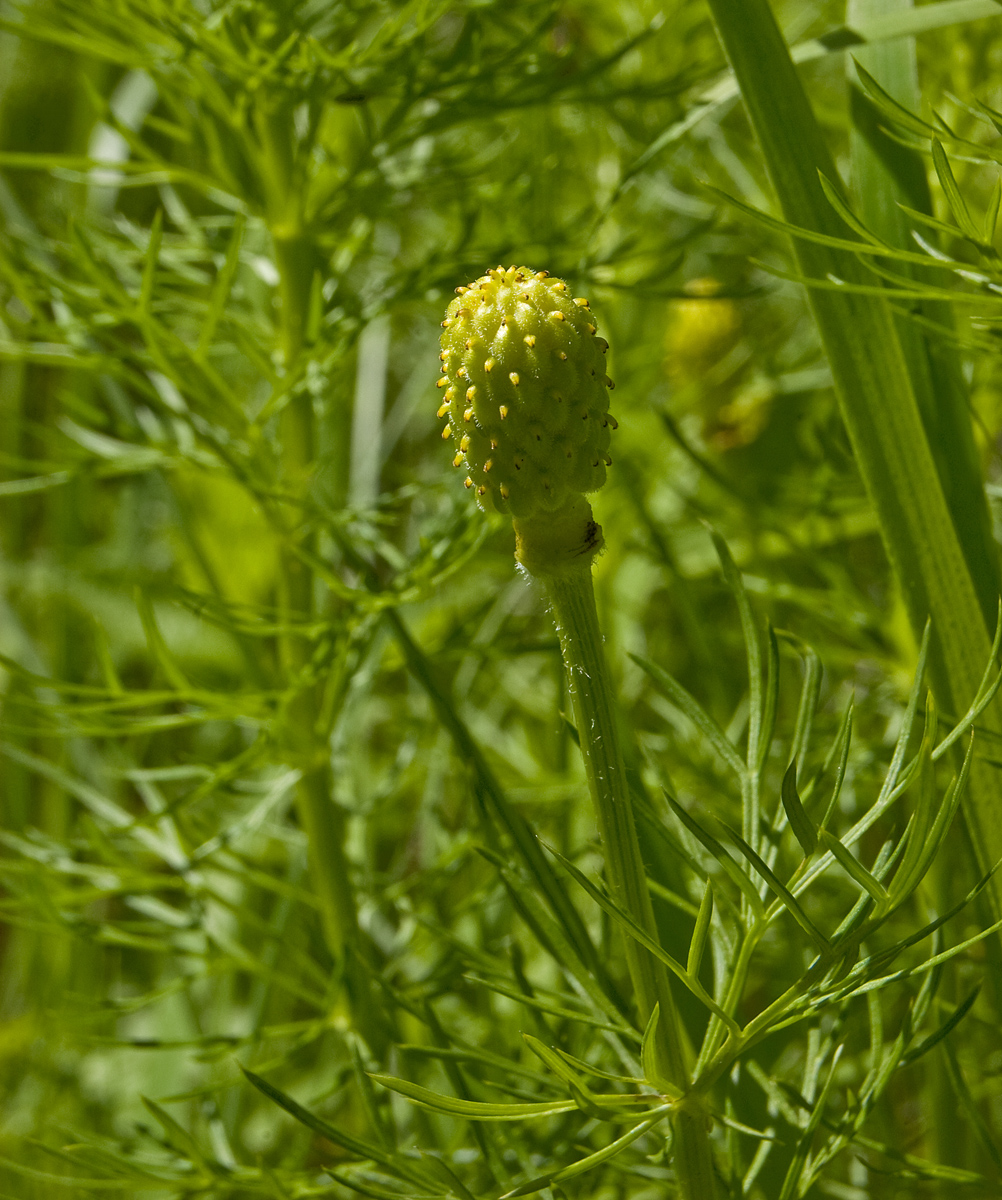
[[533, 519, 718, 1199], [274, 234, 360, 975], [545, 566, 680, 1050], [259, 102, 384, 1051]]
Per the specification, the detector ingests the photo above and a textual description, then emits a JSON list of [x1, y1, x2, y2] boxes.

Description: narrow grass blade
[[818, 174, 886, 246], [630, 653, 745, 779], [933, 603, 1002, 761], [709, 530, 764, 774], [818, 829, 888, 903], [500, 1110, 671, 1198], [621, 1, 997, 183], [368, 1076, 581, 1121], [463, 972, 637, 1040], [522, 1034, 585, 1088], [640, 1004, 664, 1090], [718, 823, 829, 949], [370, 1075, 654, 1123], [397, 1045, 552, 1090], [819, 700, 853, 832], [522, 1034, 636, 1114], [687, 880, 714, 978], [476, 846, 632, 1029], [141, 1098, 214, 1172], [985, 175, 1001, 241], [325, 1170, 445, 1200], [703, 0, 1002, 900], [857, 859, 1001, 982], [781, 762, 817, 857], [853, 59, 935, 138], [879, 621, 929, 802], [415, 1153, 477, 1200], [902, 986, 980, 1065], [941, 1039, 1002, 1170], [135, 589, 189, 691], [777, 1046, 843, 1200], [849, 0, 1002, 618], [758, 624, 780, 776], [888, 707, 939, 904], [552, 1049, 640, 1085], [699, 181, 937, 264], [778, 632, 822, 774], [545, 844, 742, 1033], [638, 1005, 684, 1099], [741, 1135, 776, 1195], [241, 1068, 438, 1190], [197, 211, 245, 361], [931, 138, 984, 245], [663, 791, 765, 916], [138, 208, 162, 320]]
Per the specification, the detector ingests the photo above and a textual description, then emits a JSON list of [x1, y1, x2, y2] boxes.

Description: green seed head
[[437, 265, 616, 519]]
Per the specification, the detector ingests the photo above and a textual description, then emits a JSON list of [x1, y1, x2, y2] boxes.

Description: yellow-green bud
[[437, 265, 616, 520]]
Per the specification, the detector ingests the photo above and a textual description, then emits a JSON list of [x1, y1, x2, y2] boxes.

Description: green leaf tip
[[438, 265, 616, 522], [781, 761, 818, 857]]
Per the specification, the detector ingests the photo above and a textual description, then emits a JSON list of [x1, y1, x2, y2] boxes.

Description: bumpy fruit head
[[437, 265, 616, 519]]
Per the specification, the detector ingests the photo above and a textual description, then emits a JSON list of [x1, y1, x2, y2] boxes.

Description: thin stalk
[[543, 561, 718, 1200], [274, 240, 359, 978], [0, 29, 98, 1004], [259, 103, 382, 1051], [546, 567, 680, 1054], [695, 921, 764, 1076]]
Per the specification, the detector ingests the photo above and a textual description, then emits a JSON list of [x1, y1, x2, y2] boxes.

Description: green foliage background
[[2, 0, 1002, 1196]]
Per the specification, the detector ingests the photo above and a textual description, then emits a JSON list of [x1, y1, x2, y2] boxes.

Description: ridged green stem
[[529, 506, 718, 1200], [545, 567, 680, 1043]]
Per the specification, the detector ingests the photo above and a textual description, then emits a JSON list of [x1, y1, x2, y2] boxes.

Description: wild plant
[[1, 1, 1002, 1198]]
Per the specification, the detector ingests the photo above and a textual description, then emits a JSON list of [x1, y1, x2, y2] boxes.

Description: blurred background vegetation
[[3, 0, 1002, 1196]]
